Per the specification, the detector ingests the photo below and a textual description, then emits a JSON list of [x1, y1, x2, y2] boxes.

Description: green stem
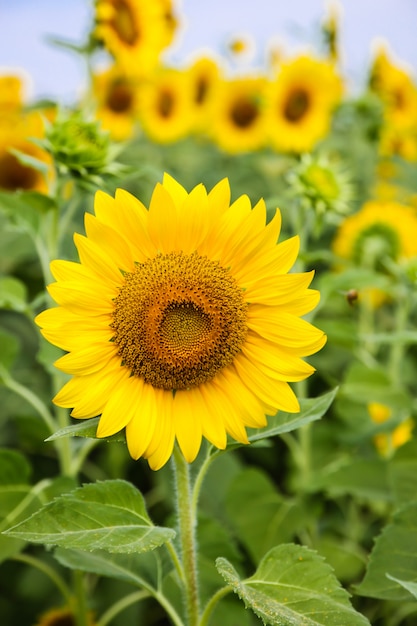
[[191, 448, 220, 521], [97, 590, 150, 626], [198, 587, 231, 626], [12, 553, 72, 604], [388, 288, 410, 387], [0, 367, 56, 434], [72, 569, 89, 626], [172, 446, 200, 626]]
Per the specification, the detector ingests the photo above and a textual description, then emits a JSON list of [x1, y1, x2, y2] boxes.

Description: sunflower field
[[1, 1, 417, 625]]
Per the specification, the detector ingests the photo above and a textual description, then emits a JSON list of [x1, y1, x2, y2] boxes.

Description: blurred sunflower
[[0, 111, 52, 193], [368, 402, 413, 458], [36, 175, 326, 470], [370, 45, 417, 131], [265, 55, 343, 153], [332, 200, 417, 267], [186, 56, 221, 131], [209, 76, 267, 153], [93, 65, 140, 141], [0, 74, 24, 114], [160, 0, 180, 47], [138, 67, 194, 143], [94, 0, 166, 74], [378, 122, 417, 162]]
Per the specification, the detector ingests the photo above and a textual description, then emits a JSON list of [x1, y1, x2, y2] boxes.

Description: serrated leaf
[[248, 388, 338, 443], [216, 544, 370, 625], [355, 502, 417, 600], [4, 479, 175, 553]]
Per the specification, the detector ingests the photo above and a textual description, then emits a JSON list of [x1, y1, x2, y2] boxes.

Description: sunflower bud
[[42, 109, 124, 186]]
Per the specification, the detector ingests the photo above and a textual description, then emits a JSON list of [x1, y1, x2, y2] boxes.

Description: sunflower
[[209, 76, 267, 153], [186, 55, 221, 131], [93, 65, 140, 141], [265, 55, 343, 153], [138, 67, 194, 143], [0, 74, 24, 114], [0, 110, 52, 193], [36, 175, 326, 469], [94, 0, 166, 74], [368, 402, 413, 458], [370, 44, 417, 131], [332, 200, 417, 265]]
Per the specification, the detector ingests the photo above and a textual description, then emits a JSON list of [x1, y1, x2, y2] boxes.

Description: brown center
[[230, 97, 259, 128], [157, 89, 174, 118], [111, 0, 140, 46], [283, 88, 310, 122], [0, 151, 40, 191], [111, 251, 248, 390], [106, 81, 134, 113]]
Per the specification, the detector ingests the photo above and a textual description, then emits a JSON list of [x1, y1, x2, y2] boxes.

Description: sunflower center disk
[[111, 251, 248, 390]]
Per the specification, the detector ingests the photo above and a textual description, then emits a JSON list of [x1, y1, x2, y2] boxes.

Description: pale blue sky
[[0, 0, 416, 103]]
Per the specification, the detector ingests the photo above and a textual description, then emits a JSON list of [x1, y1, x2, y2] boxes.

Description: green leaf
[[46, 416, 126, 443], [386, 575, 417, 600], [0, 276, 28, 312], [225, 468, 306, 564], [0, 330, 19, 373], [4, 479, 175, 553], [310, 458, 391, 501], [0, 190, 56, 235], [55, 547, 161, 590], [248, 388, 338, 443], [389, 439, 417, 506], [9, 148, 50, 176], [355, 501, 417, 600], [216, 544, 370, 625]]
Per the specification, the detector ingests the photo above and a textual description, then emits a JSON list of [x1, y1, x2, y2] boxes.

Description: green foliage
[[216, 544, 371, 625], [5, 480, 176, 553]]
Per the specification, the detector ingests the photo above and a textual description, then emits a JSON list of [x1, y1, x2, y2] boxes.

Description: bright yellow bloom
[[209, 76, 267, 153], [332, 200, 417, 305], [186, 56, 221, 131], [265, 55, 343, 153], [93, 65, 140, 141], [138, 67, 194, 143], [370, 44, 417, 131], [0, 74, 24, 114], [94, 0, 167, 74], [36, 175, 326, 469], [332, 200, 417, 263], [368, 402, 413, 458], [0, 110, 52, 193]]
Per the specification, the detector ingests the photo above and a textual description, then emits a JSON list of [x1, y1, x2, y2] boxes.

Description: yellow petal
[[97, 375, 145, 438], [173, 389, 203, 462], [54, 343, 117, 375], [125, 381, 158, 460]]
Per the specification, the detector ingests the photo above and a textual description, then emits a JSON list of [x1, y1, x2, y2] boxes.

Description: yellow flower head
[[370, 43, 417, 130], [209, 76, 267, 153], [93, 65, 140, 141], [36, 175, 326, 469], [332, 200, 417, 265], [368, 402, 413, 458], [94, 0, 167, 74], [138, 67, 194, 143], [265, 55, 343, 153], [0, 110, 52, 193], [0, 73, 24, 114], [186, 56, 221, 130]]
